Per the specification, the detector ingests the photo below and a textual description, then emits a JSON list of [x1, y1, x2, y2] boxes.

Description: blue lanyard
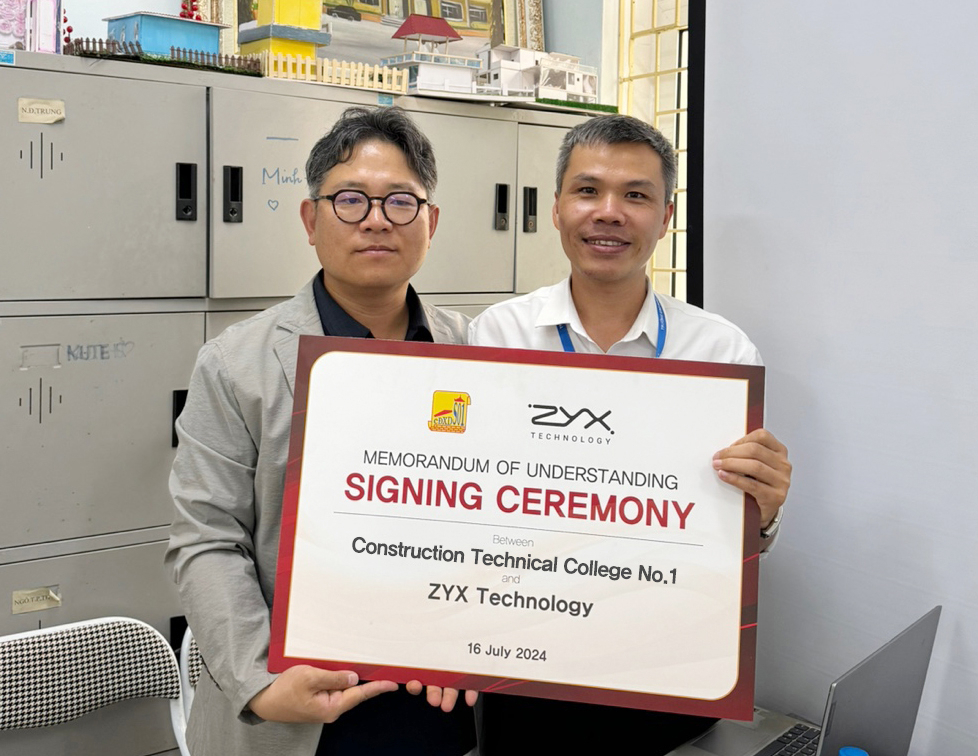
[[557, 294, 667, 357]]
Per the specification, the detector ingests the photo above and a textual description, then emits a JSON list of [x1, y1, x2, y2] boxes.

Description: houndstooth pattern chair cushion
[[186, 635, 202, 690], [0, 618, 180, 730]]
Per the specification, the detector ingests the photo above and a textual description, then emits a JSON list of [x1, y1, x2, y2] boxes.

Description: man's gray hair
[[555, 115, 677, 205], [305, 106, 437, 198]]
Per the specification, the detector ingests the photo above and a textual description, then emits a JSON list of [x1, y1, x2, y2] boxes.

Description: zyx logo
[[529, 404, 613, 433]]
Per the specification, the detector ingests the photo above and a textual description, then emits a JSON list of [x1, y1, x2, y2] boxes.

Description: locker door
[[0, 312, 203, 547], [410, 112, 518, 294], [0, 69, 207, 300], [0, 541, 182, 756], [515, 123, 572, 293], [210, 88, 351, 298]]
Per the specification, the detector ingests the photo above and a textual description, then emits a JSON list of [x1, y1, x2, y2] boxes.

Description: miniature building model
[[537, 52, 597, 103], [381, 14, 481, 95], [476, 44, 541, 97], [105, 12, 228, 56], [476, 44, 598, 104], [239, 0, 331, 59]]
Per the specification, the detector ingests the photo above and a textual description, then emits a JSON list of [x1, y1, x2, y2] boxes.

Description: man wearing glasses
[[166, 107, 476, 756]]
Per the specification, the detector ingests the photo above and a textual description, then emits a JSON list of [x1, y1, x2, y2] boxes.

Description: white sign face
[[272, 340, 763, 718]]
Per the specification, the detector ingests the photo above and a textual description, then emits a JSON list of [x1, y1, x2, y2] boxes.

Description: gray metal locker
[[0, 312, 203, 548], [209, 87, 351, 299], [515, 122, 573, 293], [0, 68, 207, 300], [0, 541, 182, 756], [409, 110, 519, 294]]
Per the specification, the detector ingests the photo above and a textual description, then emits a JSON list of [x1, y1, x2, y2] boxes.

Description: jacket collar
[[271, 279, 324, 396]]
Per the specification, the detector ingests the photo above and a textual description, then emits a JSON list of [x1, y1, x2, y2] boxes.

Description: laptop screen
[[818, 606, 941, 756]]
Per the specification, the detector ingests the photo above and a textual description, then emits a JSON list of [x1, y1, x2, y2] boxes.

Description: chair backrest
[[0, 616, 189, 755]]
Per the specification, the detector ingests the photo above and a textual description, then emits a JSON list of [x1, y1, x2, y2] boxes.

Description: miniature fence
[[260, 52, 408, 94], [170, 47, 262, 73], [64, 38, 143, 58]]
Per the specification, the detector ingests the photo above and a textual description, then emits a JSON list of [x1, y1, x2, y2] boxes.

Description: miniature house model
[[105, 12, 228, 56], [239, 0, 330, 59], [476, 44, 541, 98], [381, 14, 481, 95], [537, 51, 597, 103], [476, 44, 598, 104]]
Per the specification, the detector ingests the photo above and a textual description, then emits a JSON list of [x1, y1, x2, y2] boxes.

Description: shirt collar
[[535, 276, 660, 348], [312, 271, 433, 342]]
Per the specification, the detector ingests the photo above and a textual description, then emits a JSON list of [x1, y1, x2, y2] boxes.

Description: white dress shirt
[[469, 277, 762, 366]]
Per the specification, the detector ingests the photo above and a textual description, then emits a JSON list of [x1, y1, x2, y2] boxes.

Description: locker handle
[[175, 163, 198, 221], [522, 186, 538, 233], [494, 183, 509, 231], [223, 166, 244, 223], [172, 389, 188, 447]]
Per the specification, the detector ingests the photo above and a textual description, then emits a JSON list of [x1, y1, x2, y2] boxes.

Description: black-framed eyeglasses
[[314, 190, 429, 225]]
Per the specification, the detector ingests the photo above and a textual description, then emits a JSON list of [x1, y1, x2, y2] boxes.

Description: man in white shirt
[[468, 114, 791, 754]]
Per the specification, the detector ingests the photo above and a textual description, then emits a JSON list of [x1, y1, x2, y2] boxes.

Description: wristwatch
[[760, 506, 783, 541]]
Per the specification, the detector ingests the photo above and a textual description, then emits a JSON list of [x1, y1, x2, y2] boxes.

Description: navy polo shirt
[[312, 271, 434, 343]]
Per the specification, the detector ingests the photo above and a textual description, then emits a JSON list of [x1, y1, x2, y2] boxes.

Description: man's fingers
[[404, 683, 475, 711], [715, 441, 789, 473], [374, 677, 476, 712], [305, 667, 359, 690], [714, 454, 781, 485], [249, 666, 398, 723], [324, 680, 398, 722], [426, 685, 444, 708], [439, 687, 460, 712], [726, 428, 788, 454]]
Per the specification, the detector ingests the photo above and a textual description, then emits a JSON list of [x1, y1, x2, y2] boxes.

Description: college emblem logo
[[428, 391, 471, 433]]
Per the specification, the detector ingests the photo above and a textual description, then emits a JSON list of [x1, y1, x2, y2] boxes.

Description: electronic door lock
[[494, 183, 510, 231], [523, 186, 538, 233], [223, 166, 244, 223], [175, 163, 197, 221]]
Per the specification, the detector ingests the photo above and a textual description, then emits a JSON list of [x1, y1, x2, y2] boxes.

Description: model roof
[[391, 14, 462, 43]]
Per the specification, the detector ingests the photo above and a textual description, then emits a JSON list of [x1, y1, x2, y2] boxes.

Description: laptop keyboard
[[755, 723, 821, 756]]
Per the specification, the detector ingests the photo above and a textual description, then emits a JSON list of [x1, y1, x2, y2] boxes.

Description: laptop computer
[[666, 606, 941, 756]]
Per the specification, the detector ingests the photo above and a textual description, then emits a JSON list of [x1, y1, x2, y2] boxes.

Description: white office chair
[[0, 616, 190, 756], [179, 626, 203, 722]]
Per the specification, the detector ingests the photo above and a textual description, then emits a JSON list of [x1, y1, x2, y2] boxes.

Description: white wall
[[703, 1, 978, 753], [541, 0, 619, 106]]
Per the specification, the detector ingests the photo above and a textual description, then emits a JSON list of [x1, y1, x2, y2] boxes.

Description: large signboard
[[270, 337, 763, 720]]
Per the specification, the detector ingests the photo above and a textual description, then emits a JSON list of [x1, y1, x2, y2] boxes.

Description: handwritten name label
[[66, 340, 135, 362], [262, 167, 304, 186]]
